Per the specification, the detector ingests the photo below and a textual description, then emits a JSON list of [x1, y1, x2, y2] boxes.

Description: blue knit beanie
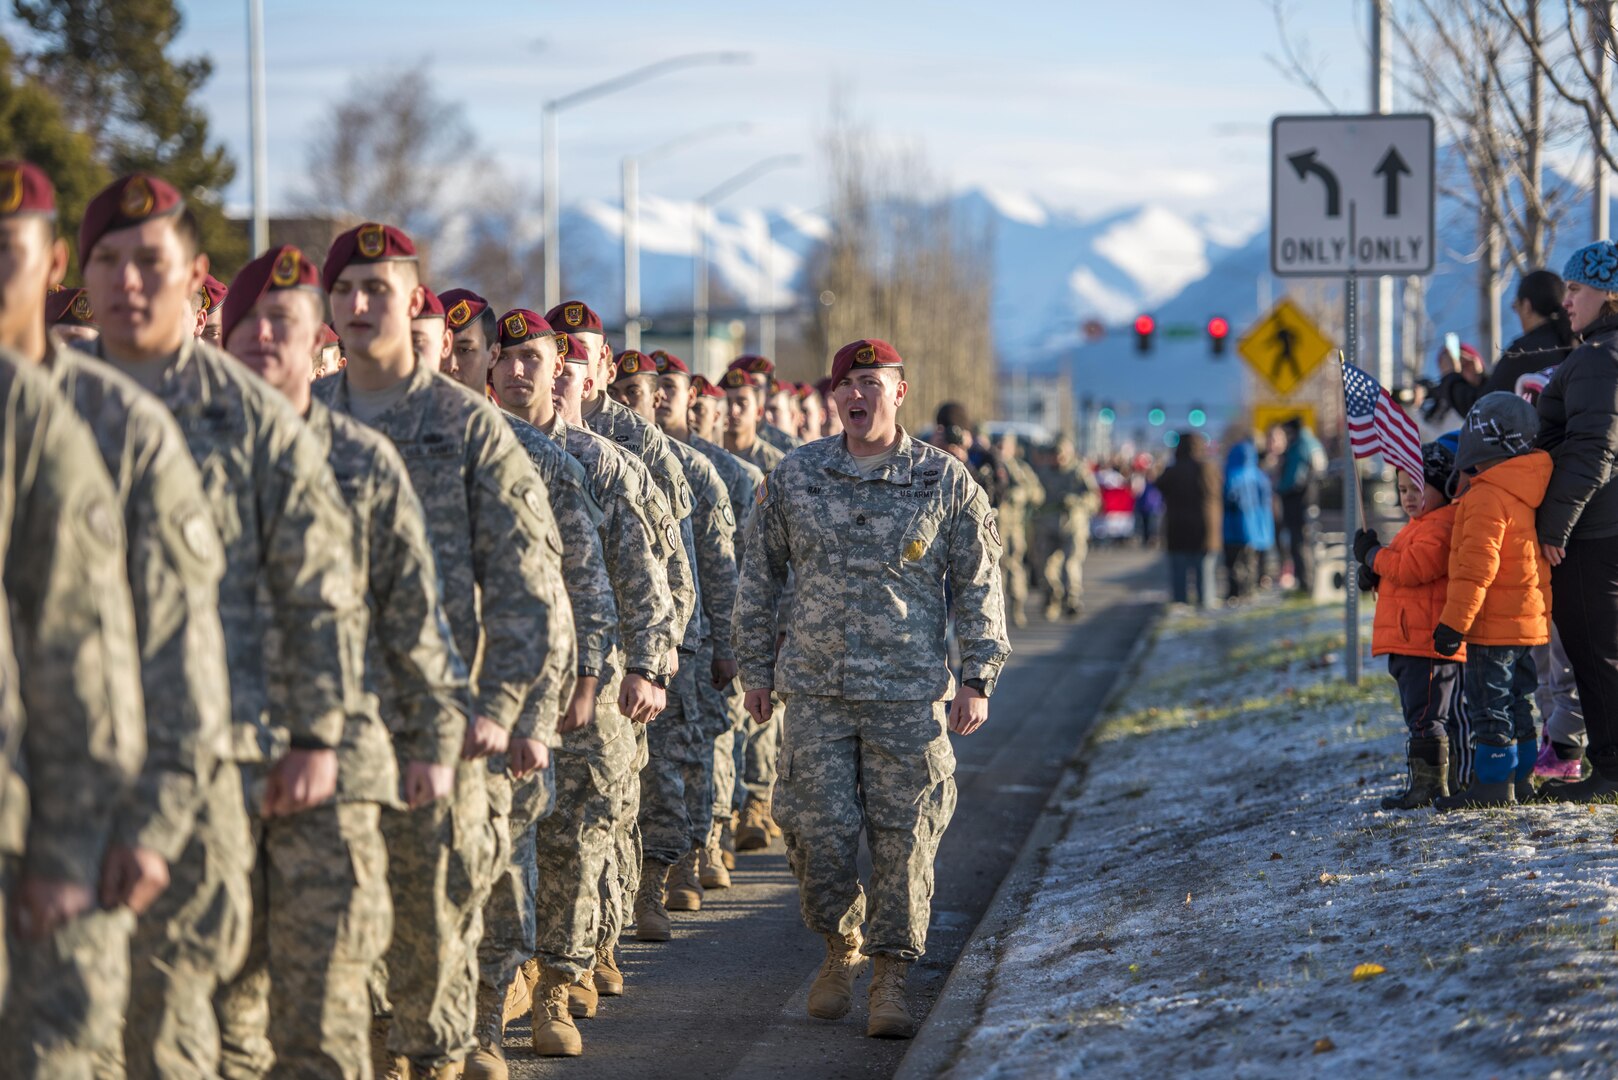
[[1563, 240, 1618, 291]]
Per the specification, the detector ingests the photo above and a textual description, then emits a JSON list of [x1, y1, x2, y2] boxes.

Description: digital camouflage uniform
[[734, 431, 1010, 958], [538, 414, 676, 979], [1032, 459, 1099, 617], [0, 350, 144, 1064], [999, 454, 1045, 625], [640, 440, 737, 872], [1, 342, 226, 1080], [315, 361, 572, 1071], [758, 420, 802, 455], [91, 335, 366, 1080], [484, 415, 614, 1002], [217, 398, 474, 1078], [728, 436, 787, 818]]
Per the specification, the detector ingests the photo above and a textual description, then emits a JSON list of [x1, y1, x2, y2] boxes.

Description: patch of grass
[[1098, 677, 1399, 744]]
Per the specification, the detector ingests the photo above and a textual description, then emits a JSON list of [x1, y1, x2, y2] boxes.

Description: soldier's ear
[[893, 378, 909, 407], [47, 236, 68, 288], [407, 285, 426, 319]]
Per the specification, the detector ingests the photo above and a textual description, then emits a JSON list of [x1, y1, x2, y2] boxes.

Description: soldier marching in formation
[[0, 157, 1015, 1079]]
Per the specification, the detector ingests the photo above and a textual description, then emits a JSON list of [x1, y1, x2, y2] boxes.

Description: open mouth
[[847, 405, 869, 423]]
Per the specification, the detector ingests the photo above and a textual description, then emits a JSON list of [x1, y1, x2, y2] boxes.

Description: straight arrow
[[1373, 146, 1411, 216], [1287, 149, 1341, 218]]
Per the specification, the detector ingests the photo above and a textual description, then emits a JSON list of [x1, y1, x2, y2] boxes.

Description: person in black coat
[[1440, 270, 1575, 419], [1536, 243, 1618, 800]]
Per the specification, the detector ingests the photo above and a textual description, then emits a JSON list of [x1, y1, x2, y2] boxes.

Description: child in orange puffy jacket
[[1353, 441, 1464, 810], [1432, 393, 1553, 808]]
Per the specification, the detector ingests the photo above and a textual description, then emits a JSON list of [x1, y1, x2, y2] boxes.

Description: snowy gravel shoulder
[[947, 599, 1618, 1080]]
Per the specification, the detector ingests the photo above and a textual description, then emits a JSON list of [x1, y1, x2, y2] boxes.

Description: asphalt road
[[507, 546, 1163, 1079]]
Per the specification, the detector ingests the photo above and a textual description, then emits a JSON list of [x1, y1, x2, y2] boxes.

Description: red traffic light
[[1134, 314, 1156, 336], [1207, 316, 1229, 339]]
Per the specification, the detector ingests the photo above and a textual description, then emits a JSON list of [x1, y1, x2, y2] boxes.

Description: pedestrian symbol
[[1237, 298, 1334, 398]]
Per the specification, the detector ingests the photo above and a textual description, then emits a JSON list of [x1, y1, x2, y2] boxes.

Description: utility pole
[[622, 157, 641, 350], [247, 0, 268, 256], [1595, 2, 1615, 240], [757, 212, 775, 360], [1371, 0, 1395, 389]]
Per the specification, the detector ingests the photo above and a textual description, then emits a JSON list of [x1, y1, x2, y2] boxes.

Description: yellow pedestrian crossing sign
[[1238, 298, 1335, 398]]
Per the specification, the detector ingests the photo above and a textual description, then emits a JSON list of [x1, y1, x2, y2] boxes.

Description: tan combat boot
[[736, 797, 771, 851], [719, 815, 738, 870], [502, 958, 539, 1026], [866, 956, 916, 1039], [806, 929, 866, 1020], [372, 1018, 407, 1080], [429, 1064, 465, 1079], [567, 972, 599, 1019], [764, 798, 782, 839], [593, 944, 624, 997], [531, 966, 583, 1057], [633, 859, 672, 941], [698, 838, 731, 889], [665, 850, 704, 912], [464, 981, 508, 1080]]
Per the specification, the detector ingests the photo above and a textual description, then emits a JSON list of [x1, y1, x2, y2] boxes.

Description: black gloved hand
[[1433, 622, 1463, 657], [1352, 528, 1380, 565], [1356, 564, 1380, 593]]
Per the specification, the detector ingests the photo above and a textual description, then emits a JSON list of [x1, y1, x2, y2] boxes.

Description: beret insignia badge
[[563, 302, 585, 327], [0, 167, 22, 214], [504, 312, 528, 339], [271, 249, 301, 287], [447, 299, 473, 329], [70, 294, 93, 321], [855, 345, 876, 366], [119, 176, 155, 218], [553, 331, 571, 358], [357, 223, 386, 258]]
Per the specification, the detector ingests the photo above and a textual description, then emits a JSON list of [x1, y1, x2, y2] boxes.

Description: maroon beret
[[690, 374, 724, 400], [221, 244, 321, 346], [80, 173, 185, 259], [556, 331, 593, 363], [544, 299, 602, 333], [0, 161, 55, 217], [417, 287, 445, 320], [497, 308, 553, 349], [651, 350, 690, 376], [612, 349, 656, 383], [321, 222, 417, 292], [792, 381, 814, 400], [814, 376, 833, 398], [720, 367, 752, 390], [830, 338, 904, 386], [316, 323, 340, 348], [45, 286, 94, 327], [198, 274, 228, 316], [440, 288, 489, 332]]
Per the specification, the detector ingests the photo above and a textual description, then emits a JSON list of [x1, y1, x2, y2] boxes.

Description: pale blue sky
[[154, 1, 1373, 221]]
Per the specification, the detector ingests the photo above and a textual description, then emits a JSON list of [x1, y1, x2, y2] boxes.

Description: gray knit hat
[[1455, 391, 1539, 474]]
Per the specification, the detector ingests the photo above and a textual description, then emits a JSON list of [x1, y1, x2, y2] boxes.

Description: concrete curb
[[894, 606, 1165, 1080]]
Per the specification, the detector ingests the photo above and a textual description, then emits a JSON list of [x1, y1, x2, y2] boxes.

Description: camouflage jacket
[[1033, 462, 1100, 524], [93, 335, 364, 763], [1000, 457, 1046, 532], [759, 422, 802, 454], [667, 438, 739, 663], [48, 341, 227, 860], [730, 435, 785, 478], [503, 414, 617, 740], [315, 361, 573, 735], [692, 434, 761, 535], [734, 430, 1011, 702], [302, 400, 471, 802], [544, 415, 677, 698], [583, 395, 697, 649], [0, 351, 144, 887]]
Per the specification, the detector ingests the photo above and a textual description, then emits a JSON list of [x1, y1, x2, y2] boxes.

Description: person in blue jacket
[[1223, 439, 1276, 601]]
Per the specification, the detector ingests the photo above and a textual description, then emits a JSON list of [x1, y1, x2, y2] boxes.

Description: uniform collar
[[825, 427, 917, 484], [88, 331, 206, 402], [328, 356, 435, 439]]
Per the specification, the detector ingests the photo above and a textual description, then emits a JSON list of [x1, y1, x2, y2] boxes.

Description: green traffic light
[[1099, 408, 1116, 424], [1164, 430, 1181, 448], [1148, 408, 1166, 427], [1189, 409, 1207, 428]]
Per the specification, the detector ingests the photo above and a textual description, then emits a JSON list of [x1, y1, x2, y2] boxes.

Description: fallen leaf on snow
[[1526, 872, 1539, 880], [1319, 872, 1339, 885], [1269, 852, 1283, 861], [1313, 1038, 1336, 1054], [1351, 963, 1386, 982]]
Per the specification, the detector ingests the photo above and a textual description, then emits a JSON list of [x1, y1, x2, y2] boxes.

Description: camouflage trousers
[[216, 800, 391, 1080], [532, 700, 633, 978], [598, 720, 646, 953], [480, 763, 556, 994], [373, 759, 500, 1070], [1034, 517, 1088, 610], [775, 696, 957, 960], [639, 652, 718, 866], [741, 696, 780, 806], [125, 760, 253, 1080], [1000, 523, 1031, 617], [0, 902, 134, 1078]]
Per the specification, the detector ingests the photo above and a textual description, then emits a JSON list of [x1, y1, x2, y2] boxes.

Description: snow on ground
[[948, 599, 1618, 1079]]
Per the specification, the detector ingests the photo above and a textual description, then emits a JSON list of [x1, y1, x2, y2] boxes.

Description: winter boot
[[719, 815, 737, 869], [666, 850, 704, 912], [1533, 740, 1585, 782], [1514, 736, 1539, 804], [633, 859, 672, 941], [531, 966, 583, 1058], [567, 973, 598, 1019], [464, 981, 509, 1080], [593, 944, 624, 997], [1536, 762, 1618, 802], [866, 956, 916, 1039], [502, 958, 539, 1026], [736, 798, 771, 851], [806, 930, 866, 1020], [1446, 733, 1469, 800], [1435, 742, 1516, 810], [1380, 736, 1448, 810], [699, 839, 732, 889]]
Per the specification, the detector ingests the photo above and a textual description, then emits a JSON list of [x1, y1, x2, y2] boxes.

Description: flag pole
[[1340, 270, 1362, 684], [1339, 352, 1368, 528]]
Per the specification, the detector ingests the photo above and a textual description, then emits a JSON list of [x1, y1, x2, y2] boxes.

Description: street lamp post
[[623, 122, 751, 350], [691, 155, 801, 373], [540, 51, 750, 312], [247, 0, 268, 256]]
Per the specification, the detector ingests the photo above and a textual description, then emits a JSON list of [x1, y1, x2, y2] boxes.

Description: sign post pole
[[1342, 272, 1361, 686]]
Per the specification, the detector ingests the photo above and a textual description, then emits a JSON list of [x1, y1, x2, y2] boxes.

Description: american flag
[[1341, 357, 1423, 480]]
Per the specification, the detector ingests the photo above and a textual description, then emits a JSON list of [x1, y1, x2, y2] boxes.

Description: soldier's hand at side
[[462, 716, 510, 760], [666, 648, 680, 678], [559, 678, 599, 734], [508, 738, 549, 779], [404, 762, 455, 809], [620, 674, 665, 725], [711, 658, 738, 689], [262, 748, 338, 817], [744, 688, 774, 726], [100, 844, 170, 914], [16, 876, 94, 939], [948, 686, 990, 736]]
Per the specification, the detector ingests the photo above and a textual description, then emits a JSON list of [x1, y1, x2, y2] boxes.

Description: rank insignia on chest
[[522, 488, 546, 520]]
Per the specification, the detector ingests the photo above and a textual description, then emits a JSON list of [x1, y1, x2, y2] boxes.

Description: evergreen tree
[[14, 0, 245, 274]]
